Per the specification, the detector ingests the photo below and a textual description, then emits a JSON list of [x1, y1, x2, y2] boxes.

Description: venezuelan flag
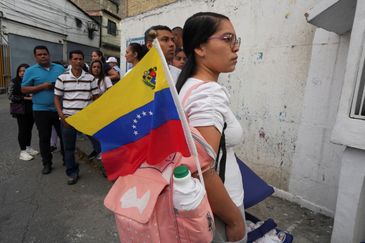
[[66, 45, 190, 180]]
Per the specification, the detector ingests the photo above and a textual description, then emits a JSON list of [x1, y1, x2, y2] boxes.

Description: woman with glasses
[[176, 12, 245, 242]]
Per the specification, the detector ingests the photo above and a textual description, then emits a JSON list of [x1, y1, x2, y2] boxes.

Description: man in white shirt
[[54, 50, 99, 185], [144, 25, 181, 83]]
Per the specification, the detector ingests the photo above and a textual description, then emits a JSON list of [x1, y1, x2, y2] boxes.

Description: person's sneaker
[[19, 151, 34, 161], [87, 150, 98, 160], [50, 146, 57, 152], [26, 147, 39, 156], [96, 153, 102, 160], [67, 175, 79, 185], [42, 165, 52, 175]]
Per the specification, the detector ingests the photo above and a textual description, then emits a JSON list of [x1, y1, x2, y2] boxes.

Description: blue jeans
[[62, 123, 79, 177]]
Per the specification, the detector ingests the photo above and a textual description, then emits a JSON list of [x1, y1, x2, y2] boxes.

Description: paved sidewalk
[[0, 92, 119, 242], [0, 93, 333, 242]]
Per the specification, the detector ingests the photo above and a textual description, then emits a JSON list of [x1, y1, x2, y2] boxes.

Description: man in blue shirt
[[21, 46, 65, 175]]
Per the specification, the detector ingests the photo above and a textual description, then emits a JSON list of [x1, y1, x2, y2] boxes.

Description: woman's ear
[[194, 44, 206, 58]]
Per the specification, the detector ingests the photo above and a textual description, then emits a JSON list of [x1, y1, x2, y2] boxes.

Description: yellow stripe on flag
[[66, 47, 169, 135]]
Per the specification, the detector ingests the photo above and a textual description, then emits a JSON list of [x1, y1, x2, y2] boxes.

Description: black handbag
[[10, 102, 25, 115]]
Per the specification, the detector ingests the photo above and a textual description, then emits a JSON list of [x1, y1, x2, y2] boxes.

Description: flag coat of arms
[[66, 44, 190, 180]]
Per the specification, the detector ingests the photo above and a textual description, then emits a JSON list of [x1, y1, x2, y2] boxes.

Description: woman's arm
[[197, 126, 245, 241], [8, 81, 22, 103]]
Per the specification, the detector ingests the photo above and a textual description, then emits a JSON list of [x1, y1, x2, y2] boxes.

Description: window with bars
[[107, 20, 117, 36], [350, 54, 365, 120]]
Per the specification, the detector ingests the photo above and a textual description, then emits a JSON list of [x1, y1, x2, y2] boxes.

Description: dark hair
[[175, 47, 184, 56], [144, 25, 172, 44], [90, 60, 105, 87], [172, 26, 183, 32], [69, 50, 84, 59], [33, 45, 49, 55], [128, 43, 147, 61], [176, 12, 229, 93], [14, 63, 30, 82], [92, 50, 105, 63]]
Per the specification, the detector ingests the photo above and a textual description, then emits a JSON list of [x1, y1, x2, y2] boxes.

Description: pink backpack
[[104, 83, 216, 243]]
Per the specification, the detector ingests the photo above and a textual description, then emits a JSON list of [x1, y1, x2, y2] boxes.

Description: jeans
[[33, 111, 64, 166], [88, 135, 101, 154], [62, 123, 79, 177]]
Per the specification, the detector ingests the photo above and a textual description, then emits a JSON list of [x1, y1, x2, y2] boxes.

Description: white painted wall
[[120, 0, 347, 213], [1, 0, 100, 47]]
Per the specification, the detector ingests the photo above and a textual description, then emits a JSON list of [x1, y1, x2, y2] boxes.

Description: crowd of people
[[8, 11, 246, 242]]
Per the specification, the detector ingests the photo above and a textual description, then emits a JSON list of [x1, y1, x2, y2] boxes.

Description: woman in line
[[91, 50, 120, 84], [176, 12, 246, 242], [8, 63, 39, 161], [124, 42, 147, 75], [87, 60, 113, 160]]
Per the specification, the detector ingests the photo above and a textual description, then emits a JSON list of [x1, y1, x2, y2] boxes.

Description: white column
[[331, 147, 365, 243]]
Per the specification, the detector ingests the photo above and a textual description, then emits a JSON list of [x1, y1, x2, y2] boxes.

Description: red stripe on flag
[[102, 120, 190, 180]]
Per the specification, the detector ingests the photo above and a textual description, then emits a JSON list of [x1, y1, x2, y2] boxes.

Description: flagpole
[[153, 39, 206, 189]]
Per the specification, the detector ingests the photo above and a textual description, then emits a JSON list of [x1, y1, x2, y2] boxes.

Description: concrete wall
[[118, 0, 349, 214], [288, 29, 348, 216]]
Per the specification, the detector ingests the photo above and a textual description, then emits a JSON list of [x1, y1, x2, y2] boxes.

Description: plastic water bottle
[[173, 165, 205, 211]]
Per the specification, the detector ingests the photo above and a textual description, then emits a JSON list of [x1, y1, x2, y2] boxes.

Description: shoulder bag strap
[[181, 81, 228, 182]]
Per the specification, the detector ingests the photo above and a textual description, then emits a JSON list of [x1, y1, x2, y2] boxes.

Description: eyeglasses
[[208, 33, 241, 50]]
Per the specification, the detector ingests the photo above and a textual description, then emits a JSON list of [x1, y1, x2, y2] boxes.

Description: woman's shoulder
[[181, 78, 230, 115], [182, 78, 222, 93], [186, 78, 229, 101]]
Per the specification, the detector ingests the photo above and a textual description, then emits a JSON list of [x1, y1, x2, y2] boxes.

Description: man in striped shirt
[[54, 50, 99, 185]]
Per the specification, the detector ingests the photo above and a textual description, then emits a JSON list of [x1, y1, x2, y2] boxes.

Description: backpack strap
[[215, 122, 227, 182]]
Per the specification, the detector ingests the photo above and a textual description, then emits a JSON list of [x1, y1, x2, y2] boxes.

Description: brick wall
[[125, 0, 176, 17]]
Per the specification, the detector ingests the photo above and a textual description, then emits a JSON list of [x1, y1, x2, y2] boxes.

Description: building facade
[[71, 0, 121, 61], [306, 0, 365, 241], [0, 0, 100, 81]]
